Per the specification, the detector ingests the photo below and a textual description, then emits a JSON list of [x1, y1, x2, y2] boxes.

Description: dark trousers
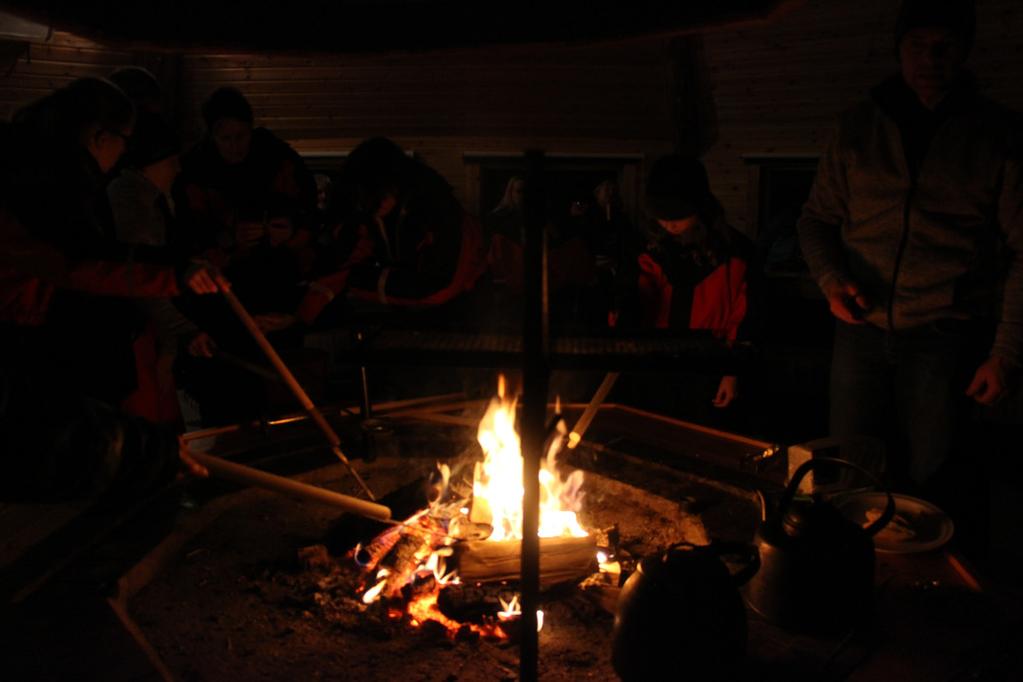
[[830, 319, 988, 486], [829, 319, 992, 557]]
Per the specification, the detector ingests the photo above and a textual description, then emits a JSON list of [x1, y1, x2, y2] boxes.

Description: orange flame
[[473, 378, 586, 542], [355, 376, 587, 637]]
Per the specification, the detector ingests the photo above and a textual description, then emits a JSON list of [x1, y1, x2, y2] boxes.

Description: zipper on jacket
[[887, 181, 916, 333]]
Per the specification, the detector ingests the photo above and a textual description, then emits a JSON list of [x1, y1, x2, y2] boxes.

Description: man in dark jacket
[[175, 87, 318, 258], [798, 0, 1022, 491]]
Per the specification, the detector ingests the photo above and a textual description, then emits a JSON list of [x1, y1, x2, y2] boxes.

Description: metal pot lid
[[835, 492, 954, 554]]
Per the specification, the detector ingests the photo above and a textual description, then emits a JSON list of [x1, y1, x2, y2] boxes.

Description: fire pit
[[124, 457, 732, 680], [120, 391, 763, 680]]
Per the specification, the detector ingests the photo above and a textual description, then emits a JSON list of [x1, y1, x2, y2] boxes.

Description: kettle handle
[[665, 541, 761, 587], [711, 541, 761, 586], [781, 457, 896, 537]]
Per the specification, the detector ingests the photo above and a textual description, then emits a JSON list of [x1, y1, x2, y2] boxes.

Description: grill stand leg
[[520, 150, 549, 682]]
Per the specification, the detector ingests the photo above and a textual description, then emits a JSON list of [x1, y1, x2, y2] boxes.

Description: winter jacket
[[798, 75, 1023, 365], [0, 207, 181, 326], [174, 127, 317, 255], [627, 220, 755, 343], [1, 134, 183, 327], [108, 168, 200, 351], [0, 133, 182, 404]]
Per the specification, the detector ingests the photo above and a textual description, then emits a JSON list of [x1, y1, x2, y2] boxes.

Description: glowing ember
[[362, 571, 389, 604], [497, 595, 544, 632]]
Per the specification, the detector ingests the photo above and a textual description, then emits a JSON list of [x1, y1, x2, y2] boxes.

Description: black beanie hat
[[895, 0, 976, 53], [645, 155, 712, 221], [126, 112, 179, 169], [201, 87, 254, 129]]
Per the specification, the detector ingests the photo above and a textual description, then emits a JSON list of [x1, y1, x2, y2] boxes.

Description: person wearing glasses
[[1, 78, 219, 501]]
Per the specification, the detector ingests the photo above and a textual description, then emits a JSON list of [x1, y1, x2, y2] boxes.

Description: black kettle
[[743, 457, 894, 633], [612, 541, 759, 682]]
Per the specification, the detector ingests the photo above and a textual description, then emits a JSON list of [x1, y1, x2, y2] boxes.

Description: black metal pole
[[519, 150, 549, 682], [359, 365, 373, 420], [355, 331, 373, 420]]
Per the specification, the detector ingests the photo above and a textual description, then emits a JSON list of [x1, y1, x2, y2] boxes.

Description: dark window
[[465, 153, 642, 226], [744, 155, 818, 277]]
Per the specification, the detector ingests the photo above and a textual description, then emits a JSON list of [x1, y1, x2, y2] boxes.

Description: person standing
[[615, 156, 758, 427], [797, 0, 1022, 511]]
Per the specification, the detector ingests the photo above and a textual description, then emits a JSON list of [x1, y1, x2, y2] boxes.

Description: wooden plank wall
[[0, 33, 678, 211], [178, 41, 678, 211], [701, 0, 1023, 236], [0, 32, 131, 118], [4, 0, 1022, 224], [0, 32, 187, 121]]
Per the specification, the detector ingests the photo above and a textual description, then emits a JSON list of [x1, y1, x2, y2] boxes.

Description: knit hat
[[125, 112, 179, 169], [645, 155, 712, 221], [202, 87, 253, 129], [895, 0, 976, 53]]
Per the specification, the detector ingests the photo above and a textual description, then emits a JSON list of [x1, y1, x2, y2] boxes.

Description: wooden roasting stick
[[188, 450, 391, 521], [566, 371, 619, 449], [216, 277, 377, 500]]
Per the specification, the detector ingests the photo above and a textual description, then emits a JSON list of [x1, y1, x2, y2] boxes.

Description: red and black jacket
[[1, 139, 183, 327], [621, 220, 759, 343], [1, 134, 184, 405]]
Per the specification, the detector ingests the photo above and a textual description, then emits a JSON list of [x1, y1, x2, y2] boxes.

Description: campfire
[[349, 376, 599, 639], [131, 397, 742, 680]]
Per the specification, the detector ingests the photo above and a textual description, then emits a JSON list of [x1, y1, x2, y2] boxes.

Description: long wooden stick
[[216, 350, 281, 383], [566, 372, 619, 449], [217, 281, 377, 500], [190, 451, 391, 521]]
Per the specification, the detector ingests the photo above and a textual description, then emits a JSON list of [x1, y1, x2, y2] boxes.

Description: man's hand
[[713, 375, 739, 408], [178, 439, 209, 479], [182, 261, 223, 295], [966, 356, 1015, 406], [824, 279, 871, 324], [187, 331, 217, 358]]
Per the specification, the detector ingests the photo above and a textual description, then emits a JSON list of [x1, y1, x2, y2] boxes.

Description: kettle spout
[[743, 445, 782, 473]]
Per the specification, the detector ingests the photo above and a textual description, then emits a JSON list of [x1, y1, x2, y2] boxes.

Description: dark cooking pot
[[743, 457, 894, 634], [612, 541, 759, 682]]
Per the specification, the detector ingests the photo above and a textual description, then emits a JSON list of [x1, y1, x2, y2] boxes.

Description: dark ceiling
[[2, 1, 798, 52]]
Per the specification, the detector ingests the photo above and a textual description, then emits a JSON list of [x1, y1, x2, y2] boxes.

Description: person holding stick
[[0, 78, 223, 502]]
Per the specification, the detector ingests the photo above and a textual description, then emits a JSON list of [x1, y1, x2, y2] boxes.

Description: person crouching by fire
[[614, 156, 761, 429], [0, 78, 218, 501], [298, 137, 486, 328]]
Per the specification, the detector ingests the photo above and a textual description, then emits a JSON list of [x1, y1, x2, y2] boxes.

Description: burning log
[[454, 536, 597, 585], [378, 532, 435, 598], [357, 513, 452, 602]]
